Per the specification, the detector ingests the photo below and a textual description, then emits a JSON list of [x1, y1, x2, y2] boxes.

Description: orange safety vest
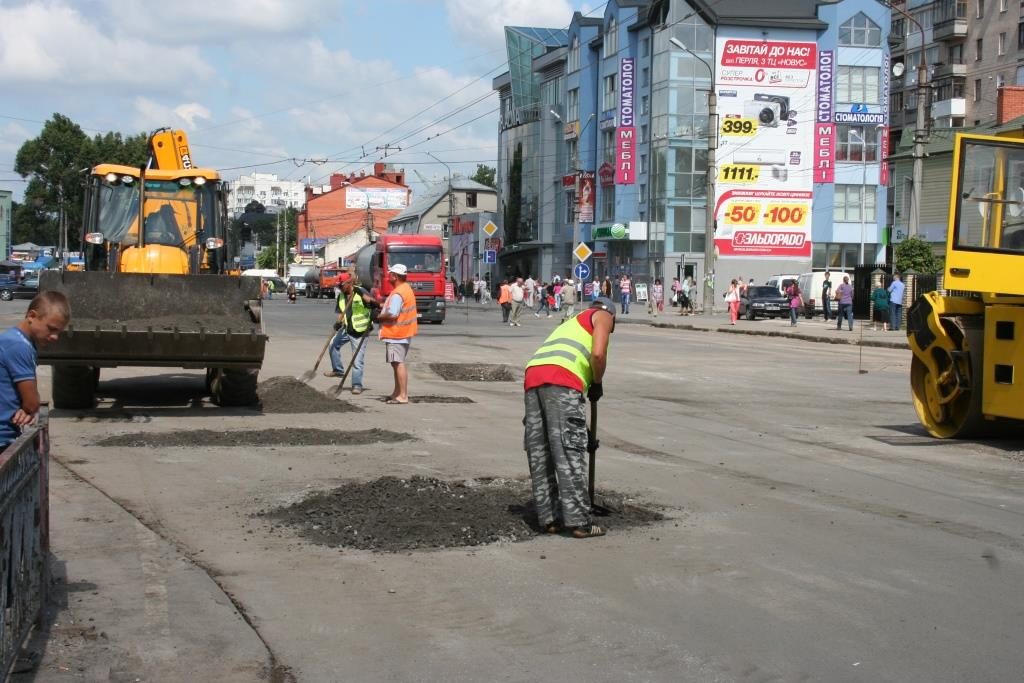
[[380, 281, 418, 340], [498, 284, 511, 304]]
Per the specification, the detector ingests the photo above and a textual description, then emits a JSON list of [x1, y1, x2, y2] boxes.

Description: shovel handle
[[311, 329, 336, 375], [334, 334, 369, 395], [587, 399, 598, 504]]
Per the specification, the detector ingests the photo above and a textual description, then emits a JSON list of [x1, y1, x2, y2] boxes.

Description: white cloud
[[0, 3, 214, 88], [444, 0, 575, 48], [132, 98, 212, 132], [102, 0, 339, 44]]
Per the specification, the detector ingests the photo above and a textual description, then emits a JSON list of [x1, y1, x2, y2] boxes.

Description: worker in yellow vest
[[378, 264, 418, 404], [523, 296, 615, 538], [324, 273, 376, 394]]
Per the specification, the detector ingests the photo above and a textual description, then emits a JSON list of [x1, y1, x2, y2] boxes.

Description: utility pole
[[275, 210, 281, 275], [426, 152, 454, 261], [670, 37, 717, 315]]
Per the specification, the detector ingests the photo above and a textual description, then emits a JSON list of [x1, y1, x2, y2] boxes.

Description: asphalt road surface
[[5, 295, 1024, 682]]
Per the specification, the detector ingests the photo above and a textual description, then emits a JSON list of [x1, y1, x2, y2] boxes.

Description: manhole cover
[[94, 428, 412, 448], [262, 476, 665, 552], [429, 363, 517, 382], [258, 377, 363, 413]]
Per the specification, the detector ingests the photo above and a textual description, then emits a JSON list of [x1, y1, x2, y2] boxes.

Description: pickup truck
[[0, 271, 40, 302]]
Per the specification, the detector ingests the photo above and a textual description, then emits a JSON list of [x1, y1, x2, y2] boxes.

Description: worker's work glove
[[333, 321, 343, 331], [587, 382, 603, 403]]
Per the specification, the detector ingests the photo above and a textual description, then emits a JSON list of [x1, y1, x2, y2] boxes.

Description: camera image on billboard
[[742, 94, 792, 128]]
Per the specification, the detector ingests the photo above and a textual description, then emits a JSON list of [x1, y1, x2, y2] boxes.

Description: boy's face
[[25, 308, 68, 346]]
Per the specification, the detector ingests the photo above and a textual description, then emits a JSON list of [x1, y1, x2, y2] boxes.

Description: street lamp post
[[882, 0, 928, 237], [669, 36, 717, 315], [426, 152, 454, 264]]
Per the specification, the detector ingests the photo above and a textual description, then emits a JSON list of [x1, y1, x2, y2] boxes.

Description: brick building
[[297, 162, 411, 257]]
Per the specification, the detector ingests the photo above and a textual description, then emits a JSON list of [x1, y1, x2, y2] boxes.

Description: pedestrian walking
[[552, 280, 562, 312], [378, 264, 418, 404], [524, 297, 616, 539], [821, 271, 833, 321], [835, 275, 854, 331], [509, 277, 526, 327], [670, 277, 681, 307], [724, 279, 741, 325], [473, 274, 482, 303], [1, 292, 71, 449], [887, 273, 906, 331], [524, 275, 536, 308], [560, 279, 577, 320], [652, 278, 664, 312], [619, 273, 632, 314], [324, 273, 376, 394], [785, 281, 802, 326], [591, 277, 600, 302], [498, 279, 512, 323], [600, 276, 613, 299], [286, 281, 297, 304], [871, 278, 890, 331]]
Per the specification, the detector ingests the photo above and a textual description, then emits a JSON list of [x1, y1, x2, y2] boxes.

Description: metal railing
[[0, 410, 49, 681]]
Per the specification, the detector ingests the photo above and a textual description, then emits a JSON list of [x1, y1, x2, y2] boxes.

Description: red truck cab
[[356, 234, 446, 324]]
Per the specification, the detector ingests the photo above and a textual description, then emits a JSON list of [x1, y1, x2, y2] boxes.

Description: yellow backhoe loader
[[907, 132, 1024, 437], [40, 129, 266, 408]]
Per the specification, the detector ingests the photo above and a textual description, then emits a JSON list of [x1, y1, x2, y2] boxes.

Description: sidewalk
[[445, 299, 910, 349], [14, 460, 273, 682]]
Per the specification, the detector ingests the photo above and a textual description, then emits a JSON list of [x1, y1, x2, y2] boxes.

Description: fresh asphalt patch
[[258, 376, 364, 413], [93, 428, 413, 448], [262, 476, 666, 552], [429, 363, 517, 382]]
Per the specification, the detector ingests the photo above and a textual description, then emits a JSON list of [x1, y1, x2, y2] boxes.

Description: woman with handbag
[[785, 281, 802, 326], [724, 279, 740, 325]]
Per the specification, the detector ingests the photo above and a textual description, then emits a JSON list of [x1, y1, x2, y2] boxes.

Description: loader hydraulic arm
[[148, 128, 195, 170]]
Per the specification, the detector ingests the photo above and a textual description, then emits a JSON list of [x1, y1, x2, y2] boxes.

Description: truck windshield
[[388, 248, 443, 273], [956, 140, 1024, 253]]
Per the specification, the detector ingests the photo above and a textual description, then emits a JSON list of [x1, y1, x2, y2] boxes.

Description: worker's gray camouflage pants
[[524, 385, 591, 528]]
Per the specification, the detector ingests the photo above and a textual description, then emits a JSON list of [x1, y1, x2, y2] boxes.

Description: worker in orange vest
[[498, 279, 512, 323], [378, 264, 418, 404]]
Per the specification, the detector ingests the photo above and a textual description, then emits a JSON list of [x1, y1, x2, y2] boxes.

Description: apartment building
[[225, 172, 306, 217]]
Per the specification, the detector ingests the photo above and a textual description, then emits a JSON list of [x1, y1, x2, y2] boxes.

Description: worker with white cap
[[377, 263, 418, 404]]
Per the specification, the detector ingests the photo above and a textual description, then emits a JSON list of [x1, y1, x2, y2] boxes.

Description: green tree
[[894, 235, 943, 275], [256, 244, 277, 269], [470, 164, 496, 189], [14, 114, 149, 249]]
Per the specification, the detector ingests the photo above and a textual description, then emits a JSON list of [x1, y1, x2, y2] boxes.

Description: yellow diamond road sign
[[573, 242, 593, 262], [483, 221, 498, 236]]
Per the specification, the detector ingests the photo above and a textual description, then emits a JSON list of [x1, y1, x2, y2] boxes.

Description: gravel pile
[[258, 376, 363, 413]]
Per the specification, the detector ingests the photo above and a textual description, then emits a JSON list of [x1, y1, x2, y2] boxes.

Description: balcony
[[932, 97, 966, 119], [932, 1, 968, 41], [931, 62, 967, 79]]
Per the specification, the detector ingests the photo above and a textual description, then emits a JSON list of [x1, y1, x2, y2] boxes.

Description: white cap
[[565, 279, 573, 285], [388, 264, 408, 275]]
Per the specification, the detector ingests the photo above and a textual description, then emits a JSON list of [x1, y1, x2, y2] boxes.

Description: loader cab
[[82, 164, 230, 276]]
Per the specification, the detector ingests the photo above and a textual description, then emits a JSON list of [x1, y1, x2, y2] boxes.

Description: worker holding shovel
[[324, 273, 376, 395], [523, 297, 615, 539]]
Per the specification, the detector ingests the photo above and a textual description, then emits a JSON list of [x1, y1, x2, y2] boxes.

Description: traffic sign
[[573, 242, 593, 262], [484, 249, 497, 264], [482, 221, 498, 236], [573, 262, 591, 281]]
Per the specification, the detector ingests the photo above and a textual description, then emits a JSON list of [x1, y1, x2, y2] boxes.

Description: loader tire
[[52, 365, 97, 410], [210, 368, 259, 407]]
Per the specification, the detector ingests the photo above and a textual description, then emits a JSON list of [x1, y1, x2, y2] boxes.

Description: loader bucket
[[37, 271, 266, 369]]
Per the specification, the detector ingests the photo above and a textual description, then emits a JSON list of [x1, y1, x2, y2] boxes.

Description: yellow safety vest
[[337, 288, 372, 334], [526, 312, 602, 390]]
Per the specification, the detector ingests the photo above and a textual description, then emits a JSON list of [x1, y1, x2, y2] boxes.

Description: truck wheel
[[210, 368, 259, 407], [52, 365, 97, 409], [746, 307, 755, 321], [0, 289, 12, 301]]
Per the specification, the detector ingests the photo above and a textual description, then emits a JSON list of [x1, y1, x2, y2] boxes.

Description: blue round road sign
[[574, 262, 591, 281]]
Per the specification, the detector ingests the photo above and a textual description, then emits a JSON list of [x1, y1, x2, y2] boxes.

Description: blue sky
[[0, 0, 593, 200]]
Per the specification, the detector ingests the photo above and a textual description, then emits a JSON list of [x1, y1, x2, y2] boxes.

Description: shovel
[[299, 329, 336, 383], [587, 399, 613, 517], [333, 334, 369, 396]]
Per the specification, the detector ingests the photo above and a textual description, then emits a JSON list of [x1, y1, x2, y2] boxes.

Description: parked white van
[[796, 271, 853, 318]]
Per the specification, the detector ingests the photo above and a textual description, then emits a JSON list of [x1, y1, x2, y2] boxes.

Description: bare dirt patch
[[262, 476, 665, 552], [429, 363, 517, 382], [258, 376, 363, 413], [93, 428, 412, 448]]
